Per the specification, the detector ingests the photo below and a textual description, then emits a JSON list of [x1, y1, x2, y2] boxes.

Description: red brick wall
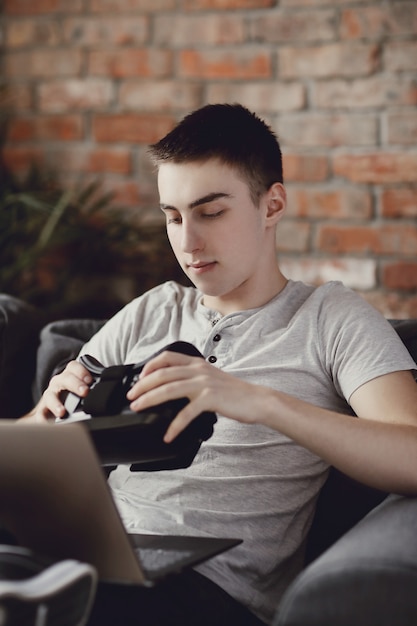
[[2, 0, 417, 317]]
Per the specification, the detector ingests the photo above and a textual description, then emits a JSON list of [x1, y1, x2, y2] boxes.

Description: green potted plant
[[0, 162, 183, 320]]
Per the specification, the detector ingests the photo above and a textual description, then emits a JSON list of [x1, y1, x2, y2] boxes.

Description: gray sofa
[[1, 293, 417, 625]]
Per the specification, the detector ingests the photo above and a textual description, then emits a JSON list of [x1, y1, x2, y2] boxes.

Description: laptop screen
[[0, 421, 144, 584]]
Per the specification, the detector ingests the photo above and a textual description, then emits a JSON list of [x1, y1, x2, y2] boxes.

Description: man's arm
[[29, 349, 417, 495], [261, 369, 417, 495], [128, 351, 417, 496]]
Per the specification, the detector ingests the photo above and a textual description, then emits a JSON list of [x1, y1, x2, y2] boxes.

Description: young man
[[27, 104, 417, 624]]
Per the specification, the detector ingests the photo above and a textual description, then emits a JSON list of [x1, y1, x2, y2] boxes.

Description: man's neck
[[203, 269, 288, 316]]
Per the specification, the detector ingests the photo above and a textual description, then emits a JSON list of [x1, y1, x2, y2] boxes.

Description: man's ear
[[265, 182, 286, 225]]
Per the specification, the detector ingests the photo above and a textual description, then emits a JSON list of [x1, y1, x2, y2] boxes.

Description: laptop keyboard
[[137, 548, 194, 574]]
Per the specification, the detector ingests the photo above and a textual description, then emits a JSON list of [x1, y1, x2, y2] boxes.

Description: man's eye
[[167, 216, 181, 224], [202, 210, 224, 219]]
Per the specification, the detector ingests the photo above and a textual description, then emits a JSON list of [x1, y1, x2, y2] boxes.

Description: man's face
[[157, 159, 277, 312]]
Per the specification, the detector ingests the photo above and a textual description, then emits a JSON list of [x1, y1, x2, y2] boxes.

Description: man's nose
[[181, 221, 203, 253]]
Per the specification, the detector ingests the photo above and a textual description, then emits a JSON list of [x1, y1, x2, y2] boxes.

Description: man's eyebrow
[[160, 192, 232, 212], [189, 192, 231, 209]]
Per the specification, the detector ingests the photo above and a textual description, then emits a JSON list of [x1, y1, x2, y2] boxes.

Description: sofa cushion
[[389, 318, 417, 364], [304, 468, 387, 564]]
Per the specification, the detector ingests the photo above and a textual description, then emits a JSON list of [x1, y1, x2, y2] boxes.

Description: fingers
[[40, 360, 93, 420], [54, 360, 93, 395], [127, 351, 200, 402], [127, 352, 214, 441], [138, 350, 191, 379], [128, 365, 207, 411], [164, 397, 209, 443], [128, 353, 207, 406], [132, 378, 209, 443]]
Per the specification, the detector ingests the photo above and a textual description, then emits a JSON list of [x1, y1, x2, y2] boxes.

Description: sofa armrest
[[274, 494, 417, 626], [0, 294, 45, 418]]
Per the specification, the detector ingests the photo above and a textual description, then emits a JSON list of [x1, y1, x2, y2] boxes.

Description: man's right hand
[[23, 360, 93, 422]]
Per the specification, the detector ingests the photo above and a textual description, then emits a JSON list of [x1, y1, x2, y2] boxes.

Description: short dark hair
[[148, 103, 283, 204]]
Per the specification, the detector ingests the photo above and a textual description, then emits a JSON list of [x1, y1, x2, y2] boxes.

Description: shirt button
[[208, 356, 217, 364], [213, 334, 221, 342]]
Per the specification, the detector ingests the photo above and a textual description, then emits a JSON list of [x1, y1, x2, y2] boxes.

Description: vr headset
[[58, 342, 217, 472]]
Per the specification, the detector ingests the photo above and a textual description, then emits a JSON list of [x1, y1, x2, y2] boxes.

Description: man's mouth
[[187, 261, 217, 274]]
